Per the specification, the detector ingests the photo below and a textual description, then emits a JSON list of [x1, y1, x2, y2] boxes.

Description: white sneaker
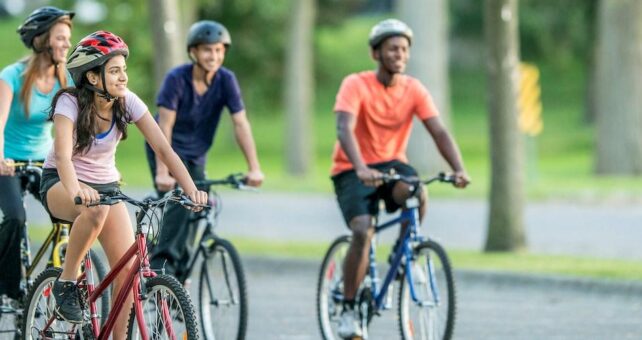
[[337, 308, 362, 338]]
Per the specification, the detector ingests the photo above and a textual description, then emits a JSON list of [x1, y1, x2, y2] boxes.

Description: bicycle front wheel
[[22, 267, 77, 339], [316, 235, 351, 340], [126, 274, 198, 340], [398, 240, 456, 340], [88, 249, 110, 326], [199, 237, 248, 340]]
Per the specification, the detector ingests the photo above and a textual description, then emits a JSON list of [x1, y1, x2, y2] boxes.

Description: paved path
[[20, 190, 642, 259], [242, 257, 642, 339]]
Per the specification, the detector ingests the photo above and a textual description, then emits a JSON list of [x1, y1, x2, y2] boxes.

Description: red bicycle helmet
[[67, 31, 129, 86]]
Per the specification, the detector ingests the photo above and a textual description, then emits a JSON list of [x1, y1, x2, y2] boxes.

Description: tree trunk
[[594, 0, 642, 175], [148, 0, 184, 91], [397, 0, 451, 175], [484, 0, 526, 252], [284, 0, 315, 175], [583, 0, 599, 125]]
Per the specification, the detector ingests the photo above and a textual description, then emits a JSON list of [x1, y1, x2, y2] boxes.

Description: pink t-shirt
[[44, 90, 148, 183]]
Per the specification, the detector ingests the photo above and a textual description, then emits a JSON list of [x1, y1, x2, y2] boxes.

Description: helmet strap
[[84, 64, 117, 102]]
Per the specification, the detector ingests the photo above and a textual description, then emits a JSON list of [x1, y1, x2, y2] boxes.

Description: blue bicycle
[[317, 173, 457, 340]]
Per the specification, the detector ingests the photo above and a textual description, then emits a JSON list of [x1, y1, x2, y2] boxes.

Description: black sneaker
[[52, 280, 83, 323]]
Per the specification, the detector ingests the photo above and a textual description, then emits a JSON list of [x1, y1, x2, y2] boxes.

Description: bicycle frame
[[37, 210, 164, 339], [366, 196, 440, 312]]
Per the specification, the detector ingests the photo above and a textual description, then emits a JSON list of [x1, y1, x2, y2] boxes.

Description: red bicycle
[[21, 190, 203, 339]]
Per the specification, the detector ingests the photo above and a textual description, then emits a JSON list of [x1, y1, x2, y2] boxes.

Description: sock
[[58, 279, 76, 284]]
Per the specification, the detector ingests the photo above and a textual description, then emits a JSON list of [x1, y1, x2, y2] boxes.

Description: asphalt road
[[240, 257, 642, 340]]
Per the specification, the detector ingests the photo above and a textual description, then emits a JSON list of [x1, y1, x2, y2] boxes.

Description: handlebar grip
[[74, 196, 82, 205]]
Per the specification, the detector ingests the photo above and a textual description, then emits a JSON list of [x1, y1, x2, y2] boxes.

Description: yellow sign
[[518, 63, 543, 136]]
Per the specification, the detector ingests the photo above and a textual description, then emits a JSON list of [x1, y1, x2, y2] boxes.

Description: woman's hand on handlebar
[[0, 158, 15, 176], [245, 169, 264, 187], [74, 187, 101, 206], [187, 189, 208, 212]]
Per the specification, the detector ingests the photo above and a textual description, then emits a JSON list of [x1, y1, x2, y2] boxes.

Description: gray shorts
[[39, 168, 120, 221]]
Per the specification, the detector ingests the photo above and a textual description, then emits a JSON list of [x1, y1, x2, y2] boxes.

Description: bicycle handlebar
[[380, 171, 458, 186], [7, 161, 44, 176], [195, 173, 259, 192], [74, 189, 209, 210]]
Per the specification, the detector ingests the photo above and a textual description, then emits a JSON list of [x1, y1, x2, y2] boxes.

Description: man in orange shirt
[[331, 18, 470, 338]]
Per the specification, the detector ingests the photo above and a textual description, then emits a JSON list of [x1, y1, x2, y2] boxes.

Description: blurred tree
[[398, 0, 450, 175], [594, 0, 642, 175], [484, 0, 526, 252], [148, 0, 184, 91], [199, 0, 289, 110], [582, 0, 599, 124], [284, 0, 315, 175]]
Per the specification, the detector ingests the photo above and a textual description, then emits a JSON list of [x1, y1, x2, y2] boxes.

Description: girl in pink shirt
[[39, 31, 208, 338]]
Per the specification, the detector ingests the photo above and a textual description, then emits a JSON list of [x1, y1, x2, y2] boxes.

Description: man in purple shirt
[[146, 20, 263, 281]]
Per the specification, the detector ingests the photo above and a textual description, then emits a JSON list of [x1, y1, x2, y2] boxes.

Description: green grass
[[26, 223, 642, 281], [229, 237, 642, 281]]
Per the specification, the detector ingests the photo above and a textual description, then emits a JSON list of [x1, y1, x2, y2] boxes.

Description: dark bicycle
[[317, 172, 459, 340], [0, 161, 109, 339], [155, 173, 251, 340]]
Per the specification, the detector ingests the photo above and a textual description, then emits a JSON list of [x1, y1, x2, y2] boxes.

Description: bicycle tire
[[316, 235, 351, 340], [22, 267, 78, 339], [126, 274, 199, 340], [199, 237, 248, 340], [398, 239, 456, 340]]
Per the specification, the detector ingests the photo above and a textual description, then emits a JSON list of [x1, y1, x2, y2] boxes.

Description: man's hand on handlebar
[[452, 171, 470, 189], [356, 166, 384, 187]]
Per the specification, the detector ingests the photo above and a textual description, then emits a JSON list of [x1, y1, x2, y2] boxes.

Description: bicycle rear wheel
[[398, 240, 455, 340], [126, 274, 198, 339], [317, 235, 351, 340], [22, 267, 78, 339], [199, 237, 248, 340]]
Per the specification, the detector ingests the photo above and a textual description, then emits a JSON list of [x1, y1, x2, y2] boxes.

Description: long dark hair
[[49, 65, 128, 155]]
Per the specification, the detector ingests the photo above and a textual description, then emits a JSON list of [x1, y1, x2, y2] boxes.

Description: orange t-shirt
[[330, 71, 440, 175]]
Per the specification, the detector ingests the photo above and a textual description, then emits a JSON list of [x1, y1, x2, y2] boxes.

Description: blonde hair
[[19, 15, 73, 118]]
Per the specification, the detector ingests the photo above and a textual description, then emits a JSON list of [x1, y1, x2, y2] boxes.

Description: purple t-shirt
[[145, 64, 244, 165], [44, 90, 148, 183]]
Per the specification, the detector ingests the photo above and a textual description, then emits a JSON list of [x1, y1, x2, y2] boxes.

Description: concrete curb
[[243, 255, 642, 296], [456, 269, 642, 297]]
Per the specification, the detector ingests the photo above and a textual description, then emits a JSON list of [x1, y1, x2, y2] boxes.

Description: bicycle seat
[[49, 215, 73, 225]]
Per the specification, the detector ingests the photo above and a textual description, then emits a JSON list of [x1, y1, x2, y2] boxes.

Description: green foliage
[[198, 0, 290, 110], [450, 0, 597, 66]]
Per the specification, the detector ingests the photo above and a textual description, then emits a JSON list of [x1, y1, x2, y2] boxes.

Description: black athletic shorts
[[39, 168, 120, 220], [331, 160, 418, 226]]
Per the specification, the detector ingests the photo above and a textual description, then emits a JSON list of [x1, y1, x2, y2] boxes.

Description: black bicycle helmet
[[368, 19, 413, 49], [17, 6, 74, 50], [186, 20, 231, 53]]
